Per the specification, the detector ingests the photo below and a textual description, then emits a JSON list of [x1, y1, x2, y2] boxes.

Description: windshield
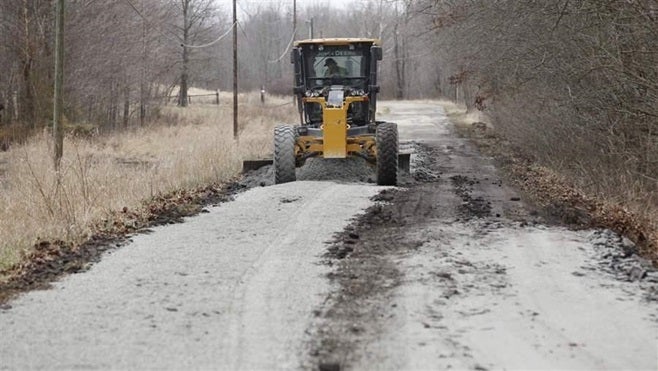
[[312, 51, 363, 78], [302, 44, 370, 88]]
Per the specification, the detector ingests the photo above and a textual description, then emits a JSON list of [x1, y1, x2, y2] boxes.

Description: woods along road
[[0, 101, 656, 370]]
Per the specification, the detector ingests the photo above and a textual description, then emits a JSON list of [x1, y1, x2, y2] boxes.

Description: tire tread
[[274, 125, 296, 184], [376, 122, 398, 186]]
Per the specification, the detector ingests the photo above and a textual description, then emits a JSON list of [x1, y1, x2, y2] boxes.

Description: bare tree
[[169, 0, 217, 107], [0, 0, 53, 129]]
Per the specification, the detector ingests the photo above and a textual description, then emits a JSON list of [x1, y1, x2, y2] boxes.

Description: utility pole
[[53, 0, 64, 169], [293, 0, 297, 39], [232, 0, 238, 140], [307, 17, 314, 39]]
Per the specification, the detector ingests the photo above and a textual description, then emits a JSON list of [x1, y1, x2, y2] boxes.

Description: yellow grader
[[247, 38, 405, 185]]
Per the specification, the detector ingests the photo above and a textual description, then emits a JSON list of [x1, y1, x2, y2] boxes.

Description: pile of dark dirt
[[312, 142, 453, 367], [451, 175, 492, 218], [409, 143, 441, 183], [299, 157, 377, 183], [314, 187, 427, 367]]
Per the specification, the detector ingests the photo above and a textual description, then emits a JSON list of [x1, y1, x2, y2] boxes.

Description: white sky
[[217, 0, 352, 18]]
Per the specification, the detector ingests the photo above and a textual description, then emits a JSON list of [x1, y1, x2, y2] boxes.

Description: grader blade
[[242, 153, 410, 174], [242, 159, 273, 173], [398, 153, 411, 173]]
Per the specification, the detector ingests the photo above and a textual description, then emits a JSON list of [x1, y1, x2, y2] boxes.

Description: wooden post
[[232, 0, 238, 140], [53, 0, 64, 169]]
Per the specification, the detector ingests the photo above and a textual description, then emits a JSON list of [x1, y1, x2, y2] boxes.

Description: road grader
[[282, 38, 406, 185], [246, 38, 405, 186]]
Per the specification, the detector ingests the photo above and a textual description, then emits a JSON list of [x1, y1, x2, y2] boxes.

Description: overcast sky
[[217, 0, 352, 18]]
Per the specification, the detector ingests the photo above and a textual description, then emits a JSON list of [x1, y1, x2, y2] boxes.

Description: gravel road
[[1, 101, 656, 370], [312, 101, 658, 370], [0, 182, 386, 369]]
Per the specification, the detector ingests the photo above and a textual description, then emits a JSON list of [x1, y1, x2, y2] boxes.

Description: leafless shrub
[[420, 0, 657, 246]]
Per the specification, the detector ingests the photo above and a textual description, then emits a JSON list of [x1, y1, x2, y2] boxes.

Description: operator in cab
[[324, 58, 348, 77]]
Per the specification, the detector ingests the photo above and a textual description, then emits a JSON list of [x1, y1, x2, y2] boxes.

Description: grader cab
[[273, 38, 401, 186]]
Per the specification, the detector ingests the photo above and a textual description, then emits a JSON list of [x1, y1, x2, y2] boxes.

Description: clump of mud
[[451, 175, 492, 218], [238, 164, 274, 188], [410, 143, 441, 183]]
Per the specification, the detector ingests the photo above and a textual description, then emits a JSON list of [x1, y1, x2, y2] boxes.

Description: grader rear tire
[[376, 122, 398, 186], [274, 125, 296, 184]]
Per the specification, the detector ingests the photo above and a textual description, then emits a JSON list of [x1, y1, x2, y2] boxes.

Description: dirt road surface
[[1, 101, 656, 370]]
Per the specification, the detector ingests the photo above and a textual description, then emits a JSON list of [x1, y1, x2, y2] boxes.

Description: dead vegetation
[[0, 94, 296, 274], [441, 100, 658, 264], [419, 0, 658, 262]]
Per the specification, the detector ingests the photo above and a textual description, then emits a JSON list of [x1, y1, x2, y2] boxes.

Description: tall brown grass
[[0, 93, 297, 270]]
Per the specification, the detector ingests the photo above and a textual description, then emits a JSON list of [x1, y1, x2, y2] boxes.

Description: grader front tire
[[274, 125, 297, 184], [376, 122, 398, 186]]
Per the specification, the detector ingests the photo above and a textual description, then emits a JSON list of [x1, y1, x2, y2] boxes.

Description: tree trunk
[[140, 10, 147, 125], [393, 24, 405, 100], [123, 82, 130, 128], [21, 0, 35, 127], [53, 0, 64, 168], [463, 82, 475, 113]]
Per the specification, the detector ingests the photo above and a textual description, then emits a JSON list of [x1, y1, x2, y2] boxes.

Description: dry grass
[[440, 101, 658, 263], [0, 92, 297, 270]]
